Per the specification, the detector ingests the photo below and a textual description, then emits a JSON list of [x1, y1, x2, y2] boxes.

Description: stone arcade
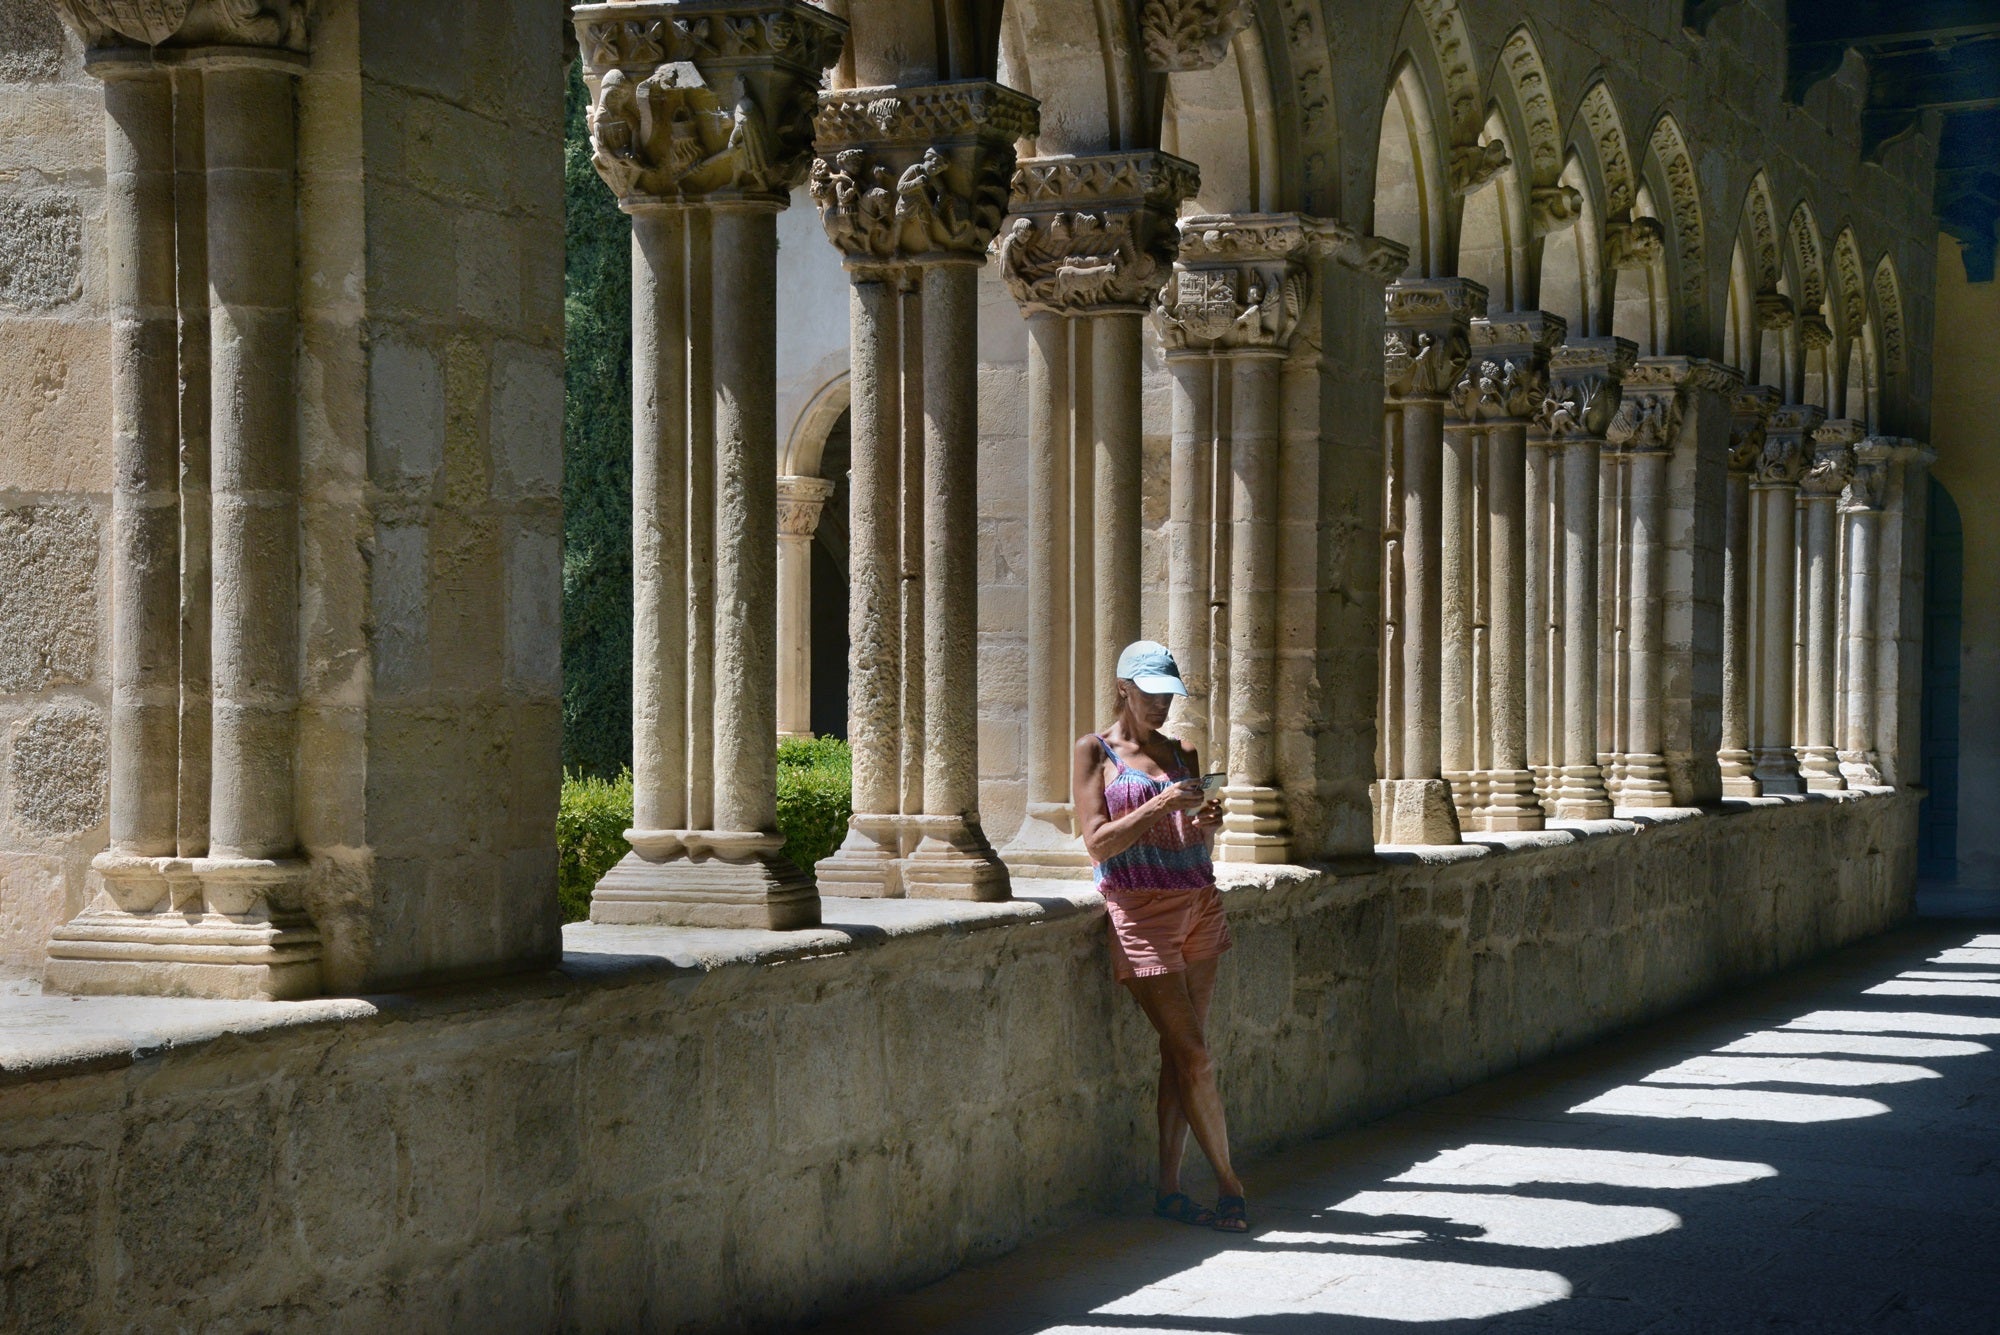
[[0, 0, 1988, 1329]]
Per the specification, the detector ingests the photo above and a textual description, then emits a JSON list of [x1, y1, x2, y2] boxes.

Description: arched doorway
[[1920, 476, 1963, 879], [809, 409, 851, 739]]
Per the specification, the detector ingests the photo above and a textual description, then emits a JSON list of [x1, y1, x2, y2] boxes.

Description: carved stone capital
[[999, 151, 1197, 314], [1154, 213, 1343, 356], [1890, 438, 1937, 468], [1448, 311, 1564, 424], [1606, 355, 1736, 455], [1530, 184, 1584, 236], [1605, 216, 1665, 270], [1382, 277, 1486, 400], [1139, 0, 1252, 73], [574, 0, 845, 211], [777, 474, 836, 535], [1797, 308, 1834, 351], [1728, 384, 1783, 474], [1448, 140, 1510, 196], [56, 0, 309, 52], [1533, 336, 1637, 442], [811, 82, 1039, 270], [1754, 289, 1794, 332], [1754, 404, 1826, 488], [1799, 432, 1855, 499], [1842, 439, 1893, 512]]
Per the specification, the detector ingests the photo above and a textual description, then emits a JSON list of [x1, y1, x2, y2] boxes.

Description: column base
[[1458, 769, 1546, 832], [1371, 779, 1462, 846], [1215, 785, 1290, 864], [590, 830, 820, 930], [45, 854, 322, 1000], [1795, 746, 1846, 792], [1548, 764, 1613, 821], [1718, 747, 1761, 798], [813, 813, 913, 898], [998, 802, 1092, 879], [1838, 749, 1883, 788], [1530, 764, 1559, 807], [902, 815, 1011, 901], [1751, 747, 1806, 796], [1605, 753, 1674, 810]]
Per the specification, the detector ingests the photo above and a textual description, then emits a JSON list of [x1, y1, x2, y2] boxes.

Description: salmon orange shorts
[[1102, 882, 1233, 982]]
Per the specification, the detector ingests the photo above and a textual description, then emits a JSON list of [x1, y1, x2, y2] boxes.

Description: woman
[[1073, 640, 1247, 1233]]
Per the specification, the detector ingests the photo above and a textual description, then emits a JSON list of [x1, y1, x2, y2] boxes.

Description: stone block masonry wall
[[0, 12, 111, 975], [0, 794, 1914, 1332]]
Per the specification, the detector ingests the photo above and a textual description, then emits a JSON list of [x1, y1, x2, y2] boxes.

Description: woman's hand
[[1152, 779, 1205, 815], [1190, 796, 1224, 829]]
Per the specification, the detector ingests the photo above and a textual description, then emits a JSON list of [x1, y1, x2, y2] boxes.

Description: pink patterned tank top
[[1091, 735, 1214, 894]]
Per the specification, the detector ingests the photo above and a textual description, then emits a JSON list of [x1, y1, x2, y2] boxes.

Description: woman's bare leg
[[1155, 957, 1221, 1194], [1127, 964, 1241, 1200]]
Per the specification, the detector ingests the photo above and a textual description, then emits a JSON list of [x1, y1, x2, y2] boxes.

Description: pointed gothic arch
[[1640, 112, 1708, 355]]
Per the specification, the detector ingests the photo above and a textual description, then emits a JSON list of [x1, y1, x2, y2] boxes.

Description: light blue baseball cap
[[1115, 640, 1188, 696]]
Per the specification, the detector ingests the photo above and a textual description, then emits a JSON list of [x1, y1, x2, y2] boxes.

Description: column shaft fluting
[[103, 64, 182, 860], [205, 62, 300, 862]]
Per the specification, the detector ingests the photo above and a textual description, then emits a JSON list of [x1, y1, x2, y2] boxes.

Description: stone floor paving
[[812, 914, 2000, 1333]]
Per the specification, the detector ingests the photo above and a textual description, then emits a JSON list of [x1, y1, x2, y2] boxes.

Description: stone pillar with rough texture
[[1441, 311, 1563, 831], [1527, 336, 1634, 820], [1376, 277, 1482, 844], [1156, 214, 1360, 862], [1837, 438, 1892, 788], [809, 82, 1039, 899], [995, 151, 1196, 876], [1876, 440, 1935, 789], [777, 475, 836, 739], [1795, 419, 1859, 792], [1747, 405, 1822, 795], [1721, 386, 1781, 796], [573, 0, 846, 928]]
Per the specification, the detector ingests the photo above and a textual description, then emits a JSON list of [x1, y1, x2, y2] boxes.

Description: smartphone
[[1200, 772, 1227, 795]]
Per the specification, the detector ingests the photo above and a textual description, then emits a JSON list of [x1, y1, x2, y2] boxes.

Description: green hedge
[[562, 60, 634, 779], [555, 740, 854, 923]]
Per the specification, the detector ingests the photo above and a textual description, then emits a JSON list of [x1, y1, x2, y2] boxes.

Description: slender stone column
[[1166, 356, 1218, 756], [776, 475, 836, 739], [1721, 386, 1781, 796], [575, 0, 845, 927], [995, 151, 1195, 875], [1442, 312, 1563, 831], [1747, 405, 1821, 794], [1837, 439, 1892, 788], [1156, 215, 1355, 861], [1795, 420, 1858, 792], [1374, 278, 1482, 844], [1875, 440, 1936, 788], [171, 64, 211, 858], [1528, 338, 1634, 819], [810, 81, 1040, 898]]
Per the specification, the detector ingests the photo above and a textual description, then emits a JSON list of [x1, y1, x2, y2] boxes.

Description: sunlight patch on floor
[[1865, 980, 2000, 998], [1930, 947, 2000, 965], [1718, 1030, 1990, 1057], [1638, 1055, 1940, 1086], [1387, 1143, 1774, 1190], [1782, 1009, 2000, 1034], [1089, 1251, 1571, 1323], [1321, 1190, 1681, 1249], [1569, 1084, 1891, 1121]]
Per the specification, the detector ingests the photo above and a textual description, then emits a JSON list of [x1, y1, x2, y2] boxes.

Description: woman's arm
[[1073, 735, 1203, 864], [1178, 742, 1225, 845]]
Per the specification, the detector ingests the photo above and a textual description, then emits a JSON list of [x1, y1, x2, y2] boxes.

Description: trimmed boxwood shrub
[[555, 740, 853, 923]]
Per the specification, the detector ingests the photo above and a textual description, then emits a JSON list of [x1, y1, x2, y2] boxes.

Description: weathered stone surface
[[0, 1, 63, 83], [0, 196, 81, 310], [0, 505, 97, 693], [0, 320, 111, 492], [0, 1145, 93, 1334], [8, 702, 105, 835]]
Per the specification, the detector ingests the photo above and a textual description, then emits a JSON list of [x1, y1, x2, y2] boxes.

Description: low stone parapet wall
[[0, 794, 1915, 1332]]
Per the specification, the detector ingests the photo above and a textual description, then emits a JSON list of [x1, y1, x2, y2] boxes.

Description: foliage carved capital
[[1138, 0, 1252, 73], [1448, 311, 1564, 424], [1534, 337, 1636, 442]]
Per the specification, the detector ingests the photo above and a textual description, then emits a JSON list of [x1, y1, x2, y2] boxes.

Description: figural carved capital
[[1799, 431, 1856, 499], [1604, 356, 1740, 455], [1448, 140, 1510, 196], [810, 81, 1039, 270], [56, 0, 310, 53], [1530, 184, 1584, 236], [1382, 277, 1486, 400], [1754, 404, 1826, 488], [777, 474, 836, 535], [1139, 0, 1252, 73], [1534, 337, 1637, 442], [1842, 439, 1893, 513], [998, 151, 1198, 315], [1448, 311, 1564, 424], [1154, 213, 1345, 356], [574, 0, 846, 210], [1605, 216, 1666, 270], [1728, 384, 1783, 474]]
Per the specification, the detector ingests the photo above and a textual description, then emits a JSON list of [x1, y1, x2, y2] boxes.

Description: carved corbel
[[1530, 184, 1584, 236], [1754, 289, 1795, 332], [1138, 0, 1252, 73], [999, 151, 1198, 315], [1797, 309, 1834, 351], [1448, 140, 1510, 196], [1727, 385, 1782, 474], [1604, 216, 1666, 270]]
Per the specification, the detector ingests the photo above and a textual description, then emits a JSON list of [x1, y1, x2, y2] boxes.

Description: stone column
[[1156, 215, 1349, 861], [776, 475, 836, 739], [1795, 419, 1858, 792], [1747, 405, 1822, 795], [171, 64, 211, 859], [1837, 438, 1892, 788], [995, 152, 1196, 875], [1528, 337, 1635, 819], [1720, 386, 1780, 796], [1875, 440, 1935, 789], [809, 82, 1040, 899], [1374, 277, 1482, 844], [1442, 312, 1563, 831], [574, 0, 846, 928]]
